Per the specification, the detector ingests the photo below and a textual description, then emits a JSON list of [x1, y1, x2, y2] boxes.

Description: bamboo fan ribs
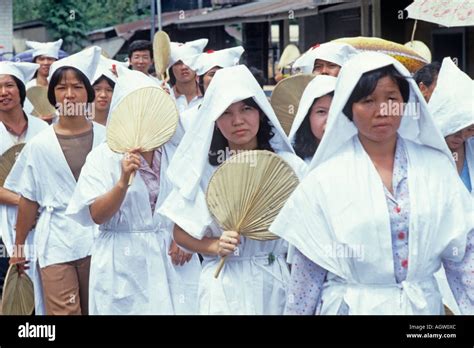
[[1, 263, 35, 315], [206, 150, 300, 278], [26, 86, 56, 118], [153, 31, 171, 82], [0, 143, 26, 187]]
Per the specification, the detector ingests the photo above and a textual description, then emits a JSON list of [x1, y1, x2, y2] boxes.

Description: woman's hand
[[217, 230, 240, 257], [119, 148, 141, 187], [9, 245, 30, 275], [168, 240, 193, 266]]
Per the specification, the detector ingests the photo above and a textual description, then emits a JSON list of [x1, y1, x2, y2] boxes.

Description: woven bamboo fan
[[271, 74, 314, 136], [26, 86, 56, 118], [153, 31, 171, 81], [0, 143, 25, 187], [1, 263, 35, 315], [206, 150, 300, 278], [332, 37, 428, 73], [107, 87, 178, 185]]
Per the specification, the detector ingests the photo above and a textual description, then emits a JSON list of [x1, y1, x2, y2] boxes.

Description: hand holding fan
[[0, 143, 26, 187], [26, 86, 56, 118], [106, 86, 178, 185], [153, 31, 171, 82], [206, 150, 300, 278]]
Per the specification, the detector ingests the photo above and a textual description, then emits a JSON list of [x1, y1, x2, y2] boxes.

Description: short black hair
[[343, 65, 410, 121], [10, 75, 27, 107], [248, 66, 266, 87], [208, 97, 275, 166], [47, 67, 95, 106], [413, 61, 441, 87], [293, 92, 334, 160], [128, 40, 153, 59], [92, 75, 115, 89]]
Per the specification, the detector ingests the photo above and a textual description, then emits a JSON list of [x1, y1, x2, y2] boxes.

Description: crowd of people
[[0, 35, 472, 315]]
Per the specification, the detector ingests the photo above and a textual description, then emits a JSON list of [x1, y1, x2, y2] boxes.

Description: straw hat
[[0, 143, 26, 187], [26, 86, 56, 118], [1, 263, 35, 315], [206, 150, 300, 277], [270, 74, 315, 135]]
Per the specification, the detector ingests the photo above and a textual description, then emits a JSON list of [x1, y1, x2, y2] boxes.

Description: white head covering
[[166, 64, 294, 200], [48, 46, 102, 82], [293, 42, 358, 74], [182, 46, 244, 76], [92, 56, 128, 85], [288, 75, 337, 144], [168, 39, 208, 68], [0, 62, 39, 86], [107, 65, 162, 125], [429, 57, 474, 137], [25, 39, 63, 60], [307, 51, 452, 172]]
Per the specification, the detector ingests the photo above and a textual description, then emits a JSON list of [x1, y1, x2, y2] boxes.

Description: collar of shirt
[[3, 112, 29, 137], [384, 136, 408, 203], [172, 82, 203, 100]]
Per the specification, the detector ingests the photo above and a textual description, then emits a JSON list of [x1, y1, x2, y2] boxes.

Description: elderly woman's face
[[352, 76, 404, 144]]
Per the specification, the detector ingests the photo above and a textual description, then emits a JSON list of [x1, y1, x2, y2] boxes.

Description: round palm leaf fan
[[106, 86, 178, 184], [26, 86, 56, 118], [277, 44, 301, 70], [0, 143, 25, 187], [206, 150, 300, 278], [332, 37, 429, 73], [1, 263, 35, 315], [271, 74, 314, 135], [153, 31, 171, 81]]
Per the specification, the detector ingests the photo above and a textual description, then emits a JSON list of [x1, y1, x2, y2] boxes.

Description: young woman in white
[[159, 65, 305, 314], [9, 47, 105, 315], [0, 61, 49, 314], [271, 52, 473, 315], [66, 68, 201, 315]]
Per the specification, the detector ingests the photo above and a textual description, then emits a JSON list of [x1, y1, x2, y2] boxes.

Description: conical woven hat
[[154, 31, 171, 81], [26, 86, 56, 118], [271, 74, 314, 135], [206, 150, 300, 241], [106, 86, 178, 153], [0, 143, 26, 187], [1, 263, 35, 315], [404, 40, 432, 63], [278, 44, 301, 70]]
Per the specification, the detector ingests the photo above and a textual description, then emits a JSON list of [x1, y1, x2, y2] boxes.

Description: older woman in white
[[159, 65, 304, 314], [271, 52, 473, 315]]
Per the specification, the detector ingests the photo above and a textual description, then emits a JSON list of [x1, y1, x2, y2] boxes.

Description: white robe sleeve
[[14, 144, 41, 203], [65, 145, 115, 226]]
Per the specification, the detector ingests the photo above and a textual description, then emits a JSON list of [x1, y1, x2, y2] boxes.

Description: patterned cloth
[[285, 137, 474, 314], [138, 150, 162, 214]]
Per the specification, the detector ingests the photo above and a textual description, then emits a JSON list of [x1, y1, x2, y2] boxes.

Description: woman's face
[[216, 100, 260, 150], [462, 124, 474, 140], [313, 59, 341, 77], [445, 130, 464, 151], [352, 75, 404, 144], [203, 66, 220, 92], [54, 69, 88, 110], [93, 79, 113, 112], [35, 55, 56, 78], [172, 61, 196, 84], [309, 94, 333, 141], [0, 75, 22, 112]]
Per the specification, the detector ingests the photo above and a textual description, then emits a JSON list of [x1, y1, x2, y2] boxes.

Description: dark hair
[[293, 92, 334, 160], [92, 75, 115, 89], [47, 67, 95, 106], [128, 40, 153, 59], [248, 66, 266, 87], [208, 97, 275, 166], [343, 65, 410, 121], [10, 75, 26, 107], [413, 61, 441, 87]]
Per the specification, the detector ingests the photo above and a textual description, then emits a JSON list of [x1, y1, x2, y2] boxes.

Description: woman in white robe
[[270, 52, 473, 315], [158, 65, 305, 314], [9, 47, 105, 315], [0, 61, 49, 314], [66, 68, 201, 315]]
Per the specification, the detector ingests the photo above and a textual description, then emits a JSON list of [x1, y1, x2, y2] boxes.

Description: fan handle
[[214, 256, 227, 278], [128, 171, 135, 186]]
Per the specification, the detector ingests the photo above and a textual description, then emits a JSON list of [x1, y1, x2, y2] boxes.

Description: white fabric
[[0, 62, 39, 86], [12, 123, 105, 268], [158, 64, 304, 314], [25, 39, 62, 60], [92, 56, 121, 84], [270, 52, 473, 315], [182, 46, 244, 76], [288, 75, 337, 145], [429, 57, 474, 137], [48, 46, 101, 82], [169, 39, 208, 67], [169, 88, 202, 114], [293, 42, 358, 74], [467, 137, 474, 196], [25, 78, 37, 90], [0, 114, 48, 315]]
